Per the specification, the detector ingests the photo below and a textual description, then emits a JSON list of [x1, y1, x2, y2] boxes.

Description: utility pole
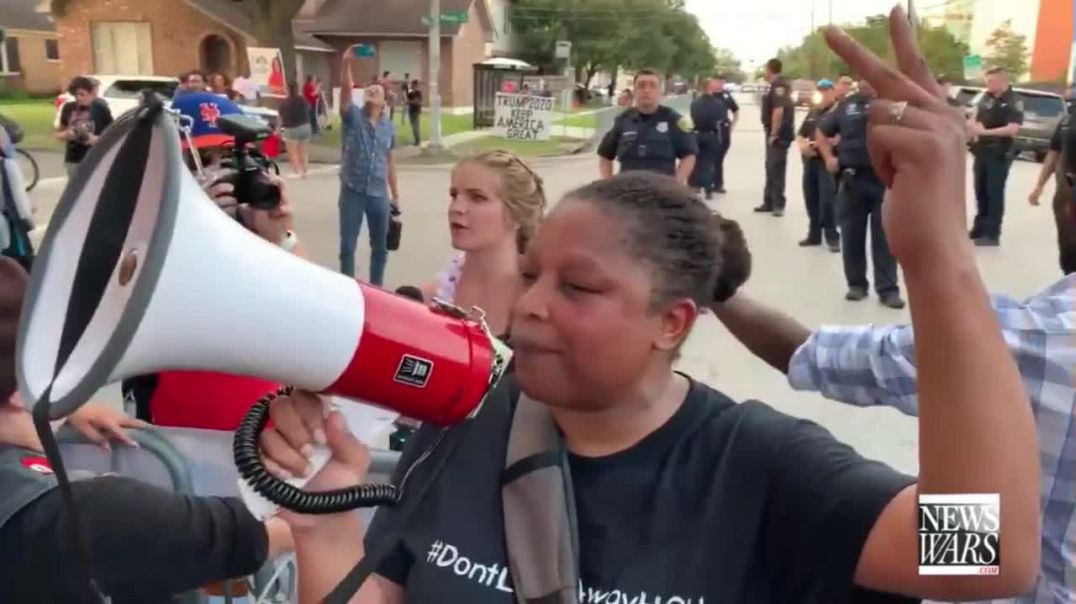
[[428, 0, 443, 150], [810, 0, 816, 78]]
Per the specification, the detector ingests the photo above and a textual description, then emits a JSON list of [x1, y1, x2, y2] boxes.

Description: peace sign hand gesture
[[824, 7, 970, 273]]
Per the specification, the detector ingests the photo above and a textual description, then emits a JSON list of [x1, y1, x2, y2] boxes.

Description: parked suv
[[970, 88, 1065, 162]]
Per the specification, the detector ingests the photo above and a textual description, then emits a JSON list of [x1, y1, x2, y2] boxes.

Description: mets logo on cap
[[171, 91, 243, 149]]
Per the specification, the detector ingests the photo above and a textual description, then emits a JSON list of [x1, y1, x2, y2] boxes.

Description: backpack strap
[[501, 393, 580, 604]]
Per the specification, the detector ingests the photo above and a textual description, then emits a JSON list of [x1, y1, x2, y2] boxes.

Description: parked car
[[950, 85, 984, 119], [53, 75, 280, 131], [969, 88, 1065, 162], [788, 79, 818, 108]]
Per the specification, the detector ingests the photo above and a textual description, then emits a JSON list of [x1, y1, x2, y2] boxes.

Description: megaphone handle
[[238, 395, 336, 521]]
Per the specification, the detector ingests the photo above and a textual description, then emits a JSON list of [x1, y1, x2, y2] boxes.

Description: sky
[[684, 0, 912, 71]]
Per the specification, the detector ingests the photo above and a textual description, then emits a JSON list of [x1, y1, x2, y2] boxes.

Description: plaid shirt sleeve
[[787, 324, 921, 416]]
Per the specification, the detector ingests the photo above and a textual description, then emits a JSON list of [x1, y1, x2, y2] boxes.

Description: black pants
[[763, 142, 788, 210], [838, 170, 899, 295], [802, 157, 838, 243], [689, 131, 721, 192], [971, 151, 1013, 240], [408, 110, 421, 146], [715, 124, 731, 190]]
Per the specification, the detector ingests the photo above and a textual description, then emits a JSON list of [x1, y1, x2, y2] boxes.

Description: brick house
[[301, 0, 498, 109], [44, 0, 506, 109], [0, 0, 61, 95], [47, 0, 336, 89]]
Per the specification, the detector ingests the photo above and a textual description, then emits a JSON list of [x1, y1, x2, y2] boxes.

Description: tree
[[713, 48, 746, 83], [774, 14, 967, 82], [509, 0, 715, 85], [984, 21, 1030, 81]]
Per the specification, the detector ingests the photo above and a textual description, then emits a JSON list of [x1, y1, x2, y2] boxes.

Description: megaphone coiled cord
[[233, 386, 401, 513]]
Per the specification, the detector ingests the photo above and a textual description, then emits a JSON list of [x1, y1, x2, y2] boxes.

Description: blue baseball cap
[[170, 92, 244, 150], [816, 79, 835, 90]]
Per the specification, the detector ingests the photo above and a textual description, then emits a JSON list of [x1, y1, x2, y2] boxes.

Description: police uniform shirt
[[972, 88, 1024, 155], [819, 94, 873, 170], [1049, 104, 1076, 153], [797, 105, 832, 140], [690, 94, 728, 132], [597, 106, 698, 176], [718, 91, 740, 120], [760, 78, 795, 142]]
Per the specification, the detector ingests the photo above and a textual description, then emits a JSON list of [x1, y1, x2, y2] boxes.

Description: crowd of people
[[0, 7, 1072, 603]]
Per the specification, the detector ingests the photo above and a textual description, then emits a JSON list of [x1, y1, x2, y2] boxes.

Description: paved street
[[27, 102, 1062, 475]]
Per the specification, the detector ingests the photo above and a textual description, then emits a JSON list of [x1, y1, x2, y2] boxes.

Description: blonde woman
[[421, 150, 547, 338]]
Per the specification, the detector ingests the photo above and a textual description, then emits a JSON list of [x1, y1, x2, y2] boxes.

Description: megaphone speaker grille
[[18, 107, 180, 419]]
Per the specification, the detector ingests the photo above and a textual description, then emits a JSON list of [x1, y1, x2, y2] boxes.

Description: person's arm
[[710, 295, 810, 374], [596, 120, 621, 179], [7, 476, 276, 600], [979, 99, 1023, 138], [54, 105, 74, 141], [1029, 149, 1059, 206], [728, 95, 740, 128], [815, 109, 839, 170], [387, 149, 399, 202], [672, 114, 697, 185], [827, 13, 1039, 600], [291, 515, 402, 604], [339, 49, 356, 122]]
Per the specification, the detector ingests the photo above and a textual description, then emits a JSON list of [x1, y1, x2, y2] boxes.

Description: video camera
[[211, 114, 282, 211]]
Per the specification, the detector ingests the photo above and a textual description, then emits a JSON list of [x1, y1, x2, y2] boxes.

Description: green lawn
[[451, 135, 584, 158], [553, 112, 598, 129], [0, 100, 59, 150], [313, 111, 474, 150]]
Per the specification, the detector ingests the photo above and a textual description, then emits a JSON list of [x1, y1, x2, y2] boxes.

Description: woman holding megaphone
[[261, 11, 1041, 604]]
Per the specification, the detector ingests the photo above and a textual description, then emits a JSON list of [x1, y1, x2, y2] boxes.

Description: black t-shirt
[[760, 78, 795, 142], [279, 95, 310, 128], [407, 90, 423, 113], [365, 377, 918, 603], [59, 98, 113, 164]]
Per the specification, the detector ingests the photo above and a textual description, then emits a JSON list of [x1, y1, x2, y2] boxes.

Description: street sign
[[963, 54, 982, 82], [422, 10, 470, 26], [555, 40, 572, 60], [354, 44, 376, 58]]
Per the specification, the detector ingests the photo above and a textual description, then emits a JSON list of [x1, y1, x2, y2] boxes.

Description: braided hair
[[564, 172, 751, 309]]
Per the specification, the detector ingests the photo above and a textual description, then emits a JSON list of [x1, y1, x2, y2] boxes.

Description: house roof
[[183, 0, 334, 52], [0, 0, 55, 32], [307, 0, 493, 37]]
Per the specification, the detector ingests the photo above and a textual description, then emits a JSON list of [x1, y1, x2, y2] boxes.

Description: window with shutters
[[90, 22, 154, 75], [0, 37, 21, 74]]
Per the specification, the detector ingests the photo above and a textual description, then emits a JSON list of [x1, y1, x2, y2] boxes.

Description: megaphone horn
[[17, 95, 512, 427]]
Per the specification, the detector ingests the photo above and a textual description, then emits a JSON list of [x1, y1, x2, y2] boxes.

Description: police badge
[[657, 121, 669, 133]]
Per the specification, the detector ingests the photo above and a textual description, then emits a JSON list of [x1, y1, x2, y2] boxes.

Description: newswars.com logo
[[918, 493, 1000, 575]]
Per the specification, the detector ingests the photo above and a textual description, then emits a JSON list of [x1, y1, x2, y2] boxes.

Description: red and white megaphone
[[16, 94, 511, 513]]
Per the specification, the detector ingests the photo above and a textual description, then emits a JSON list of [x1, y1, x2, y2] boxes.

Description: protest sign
[[494, 93, 555, 141]]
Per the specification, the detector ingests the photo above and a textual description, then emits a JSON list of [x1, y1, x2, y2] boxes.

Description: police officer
[[712, 74, 739, 194], [688, 77, 725, 199], [1028, 98, 1076, 206], [968, 66, 1024, 247], [796, 79, 839, 252], [598, 69, 697, 184], [756, 58, 794, 216], [816, 79, 905, 309]]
